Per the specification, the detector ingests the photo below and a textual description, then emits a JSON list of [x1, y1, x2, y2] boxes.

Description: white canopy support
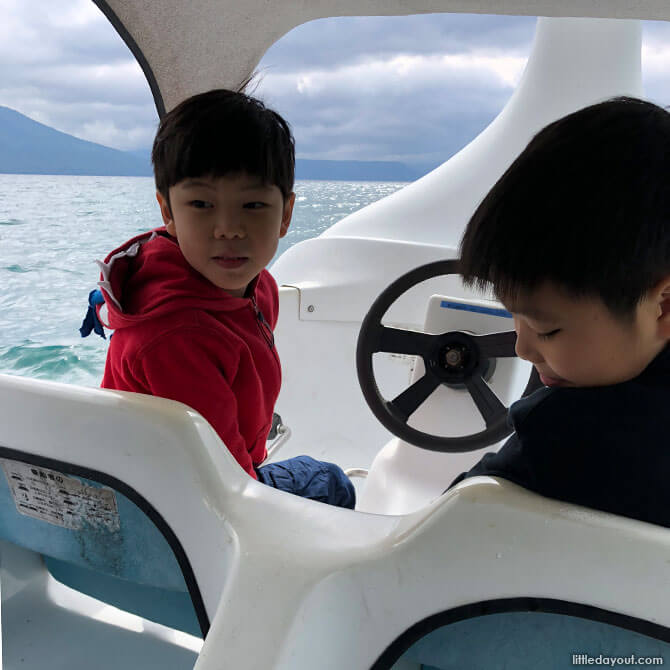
[[93, 0, 669, 115]]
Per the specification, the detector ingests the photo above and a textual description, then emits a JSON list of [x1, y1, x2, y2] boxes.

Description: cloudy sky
[[2, 1, 670, 169]]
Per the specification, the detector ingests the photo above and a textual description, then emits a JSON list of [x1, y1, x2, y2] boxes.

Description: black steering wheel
[[356, 259, 542, 452]]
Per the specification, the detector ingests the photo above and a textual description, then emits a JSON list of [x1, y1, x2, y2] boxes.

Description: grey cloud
[[257, 16, 525, 166], [0, 1, 129, 67], [1, 2, 668, 166], [1, 66, 150, 107], [253, 13, 534, 165], [262, 14, 537, 70], [260, 66, 514, 165], [0, 0, 157, 150]]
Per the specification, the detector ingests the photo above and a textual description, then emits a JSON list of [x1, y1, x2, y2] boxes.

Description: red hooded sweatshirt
[[98, 229, 280, 478]]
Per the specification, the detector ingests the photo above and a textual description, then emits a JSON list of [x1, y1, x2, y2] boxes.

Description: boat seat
[[0, 372, 251, 669], [192, 476, 670, 670]]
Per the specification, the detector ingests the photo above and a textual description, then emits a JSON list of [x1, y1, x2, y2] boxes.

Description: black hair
[[459, 96, 670, 318], [152, 88, 295, 205]]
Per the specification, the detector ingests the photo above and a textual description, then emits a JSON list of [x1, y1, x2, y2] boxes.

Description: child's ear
[[655, 275, 670, 338], [156, 191, 176, 236], [279, 192, 295, 238]]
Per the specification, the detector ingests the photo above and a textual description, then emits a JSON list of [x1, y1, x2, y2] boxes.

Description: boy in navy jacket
[[451, 97, 670, 527]]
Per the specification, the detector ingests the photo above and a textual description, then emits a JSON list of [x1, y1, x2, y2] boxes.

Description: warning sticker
[[1, 459, 120, 531]]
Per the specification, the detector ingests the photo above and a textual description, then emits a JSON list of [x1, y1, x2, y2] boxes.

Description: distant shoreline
[[0, 171, 413, 183], [1, 105, 431, 183]]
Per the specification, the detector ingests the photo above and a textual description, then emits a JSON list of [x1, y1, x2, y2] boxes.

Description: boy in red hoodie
[[89, 89, 354, 508]]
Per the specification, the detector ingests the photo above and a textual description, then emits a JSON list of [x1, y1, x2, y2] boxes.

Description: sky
[[2, 1, 670, 169]]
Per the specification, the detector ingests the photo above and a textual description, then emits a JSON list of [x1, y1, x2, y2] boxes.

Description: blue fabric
[[256, 455, 355, 509], [79, 289, 106, 339]]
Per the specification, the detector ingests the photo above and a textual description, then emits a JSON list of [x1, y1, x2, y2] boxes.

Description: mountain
[[0, 106, 151, 177], [0, 106, 426, 181]]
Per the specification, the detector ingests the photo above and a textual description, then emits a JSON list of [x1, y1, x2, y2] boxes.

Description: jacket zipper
[[250, 296, 277, 355]]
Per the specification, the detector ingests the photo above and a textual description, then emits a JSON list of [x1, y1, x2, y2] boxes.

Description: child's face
[[157, 173, 294, 296], [502, 281, 670, 388]]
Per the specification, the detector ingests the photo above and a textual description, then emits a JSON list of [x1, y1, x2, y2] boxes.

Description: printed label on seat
[[0, 458, 120, 531]]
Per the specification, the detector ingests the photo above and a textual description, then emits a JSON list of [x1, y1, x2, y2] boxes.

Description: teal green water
[[0, 174, 406, 387]]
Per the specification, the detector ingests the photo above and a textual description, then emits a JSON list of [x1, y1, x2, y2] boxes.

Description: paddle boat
[[2, 2, 670, 668]]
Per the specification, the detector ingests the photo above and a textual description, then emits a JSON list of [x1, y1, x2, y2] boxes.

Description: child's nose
[[214, 213, 245, 239]]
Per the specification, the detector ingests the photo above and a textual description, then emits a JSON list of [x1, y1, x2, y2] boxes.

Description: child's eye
[[244, 202, 267, 210], [189, 200, 213, 209], [538, 329, 561, 340]]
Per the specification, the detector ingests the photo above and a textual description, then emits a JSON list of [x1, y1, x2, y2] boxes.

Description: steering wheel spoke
[[474, 330, 517, 358], [463, 374, 508, 428], [389, 373, 441, 422], [376, 325, 437, 357]]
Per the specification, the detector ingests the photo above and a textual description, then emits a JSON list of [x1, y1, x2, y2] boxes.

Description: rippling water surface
[[0, 174, 406, 386]]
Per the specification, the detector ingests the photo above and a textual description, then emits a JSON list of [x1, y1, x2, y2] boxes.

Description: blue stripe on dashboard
[[440, 301, 512, 318]]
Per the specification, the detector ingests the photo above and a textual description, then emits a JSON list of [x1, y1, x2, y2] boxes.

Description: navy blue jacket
[[451, 346, 670, 528]]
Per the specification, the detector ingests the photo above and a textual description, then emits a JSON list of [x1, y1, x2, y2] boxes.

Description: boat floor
[[2, 573, 200, 670]]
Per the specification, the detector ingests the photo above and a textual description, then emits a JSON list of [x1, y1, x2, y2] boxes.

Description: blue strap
[[79, 289, 106, 339]]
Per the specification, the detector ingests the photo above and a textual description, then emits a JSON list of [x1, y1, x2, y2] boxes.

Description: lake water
[[0, 174, 406, 387]]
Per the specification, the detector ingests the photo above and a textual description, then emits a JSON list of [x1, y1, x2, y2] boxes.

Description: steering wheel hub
[[433, 332, 480, 383]]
